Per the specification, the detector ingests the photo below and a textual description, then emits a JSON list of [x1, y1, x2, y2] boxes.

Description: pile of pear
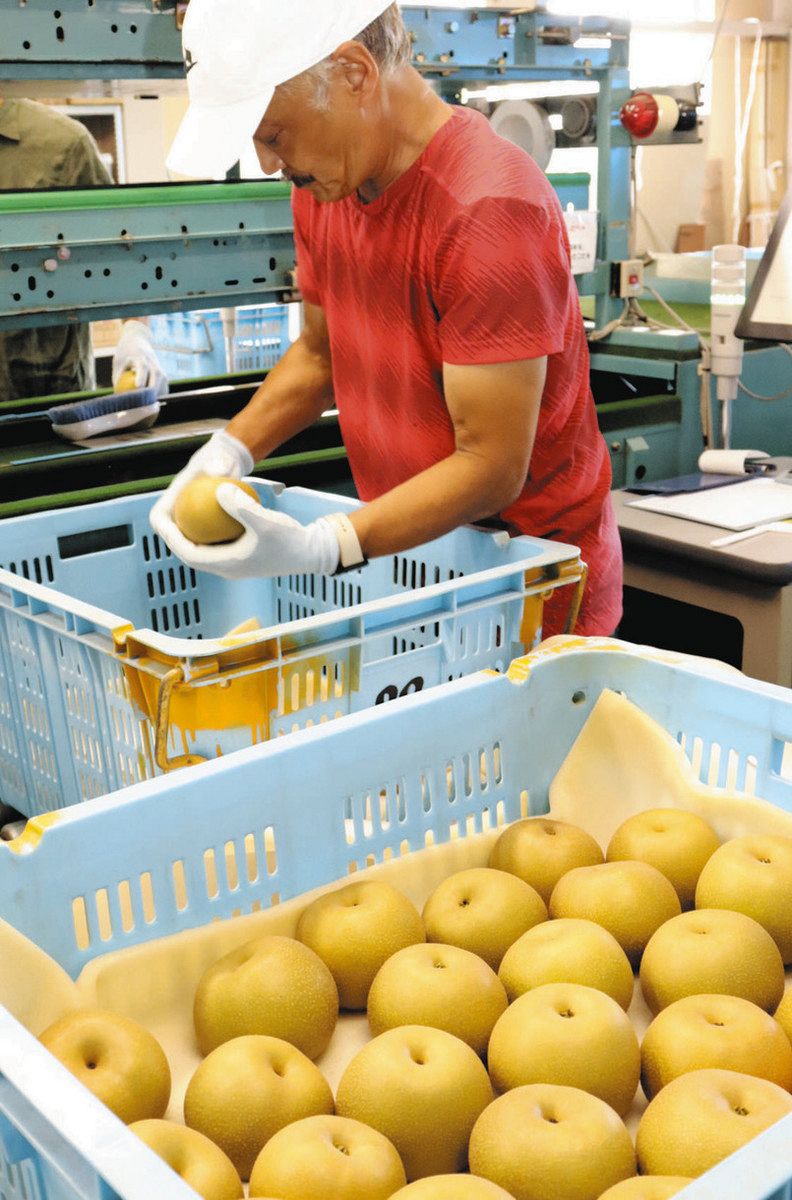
[[39, 811, 792, 1200]]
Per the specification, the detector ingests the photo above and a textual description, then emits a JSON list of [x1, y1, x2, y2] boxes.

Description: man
[[154, 0, 622, 637], [0, 97, 166, 400]]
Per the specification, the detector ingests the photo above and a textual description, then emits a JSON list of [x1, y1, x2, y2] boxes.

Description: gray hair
[[300, 4, 412, 108]]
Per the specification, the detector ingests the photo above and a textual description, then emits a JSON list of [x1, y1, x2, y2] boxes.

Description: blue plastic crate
[[2, 638, 792, 1199], [0, 481, 583, 816], [147, 304, 291, 378]]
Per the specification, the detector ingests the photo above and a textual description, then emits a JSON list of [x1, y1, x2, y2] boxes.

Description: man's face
[[253, 69, 371, 203]]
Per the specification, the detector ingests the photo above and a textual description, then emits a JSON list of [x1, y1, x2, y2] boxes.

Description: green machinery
[[1, 3, 791, 518]]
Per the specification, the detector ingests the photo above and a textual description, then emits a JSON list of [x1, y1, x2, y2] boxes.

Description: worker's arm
[[225, 300, 335, 458], [152, 356, 545, 581], [348, 357, 545, 557], [148, 302, 334, 558]]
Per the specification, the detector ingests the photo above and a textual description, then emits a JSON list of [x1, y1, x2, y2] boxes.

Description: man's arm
[[225, 300, 334, 461], [349, 356, 546, 557], [62, 129, 114, 188], [150, 353, 546, 582]]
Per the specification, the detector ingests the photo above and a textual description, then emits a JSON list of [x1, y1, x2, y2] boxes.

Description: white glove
[[150, 428, 255, 549], [154, 482, 341, 580], [112, 320, 169, 398]]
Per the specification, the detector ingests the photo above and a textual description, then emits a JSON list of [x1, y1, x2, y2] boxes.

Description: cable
[[643, 285, 709, 336], [588, 301, 631, 342], [738, 379, 792, 401], [642, 286, 715, 446]]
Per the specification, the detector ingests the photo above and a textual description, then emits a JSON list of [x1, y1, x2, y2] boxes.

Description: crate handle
[[564, 562, 588, 634], [155, 666, 208, 772], [57, 524, 133, 560]]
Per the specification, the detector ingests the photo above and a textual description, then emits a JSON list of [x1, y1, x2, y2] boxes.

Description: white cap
[[167, 0, 393, 178]]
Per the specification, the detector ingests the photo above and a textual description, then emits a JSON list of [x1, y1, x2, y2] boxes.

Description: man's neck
[[357, 70, 452, 204]]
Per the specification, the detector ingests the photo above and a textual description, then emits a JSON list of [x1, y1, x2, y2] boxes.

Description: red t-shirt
[[292, 106, 622, 637]]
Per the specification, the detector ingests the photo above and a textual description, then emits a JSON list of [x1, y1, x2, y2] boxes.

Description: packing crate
[[2, 638, 792, 1199], [0, 481, 583, 816]]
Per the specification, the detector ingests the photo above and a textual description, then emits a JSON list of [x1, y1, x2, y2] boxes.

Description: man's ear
[[331, 39, 380, 98]]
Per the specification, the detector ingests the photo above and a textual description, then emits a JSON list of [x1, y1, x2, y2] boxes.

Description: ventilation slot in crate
[[0, 1148, 45, 1200], [677, 732, 758, 795], [343, 744, 506, 867], [144, 550, 202, 636], [0, 555, 55, 585]]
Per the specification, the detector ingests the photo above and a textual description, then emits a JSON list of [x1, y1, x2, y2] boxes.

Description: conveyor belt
[[0, 375, 354, 518]]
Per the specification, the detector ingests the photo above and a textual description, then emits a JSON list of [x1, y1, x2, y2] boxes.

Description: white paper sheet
[[627, 476, 792, 531]]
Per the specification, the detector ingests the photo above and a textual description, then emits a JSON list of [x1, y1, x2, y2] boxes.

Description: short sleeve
[[60, 132, 113, 188], [434, 196, 573, 366], [292, 189, 322, 307]]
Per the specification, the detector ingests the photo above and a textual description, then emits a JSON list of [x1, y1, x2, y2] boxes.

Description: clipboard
[[627, 477, 792, 531], [625, 472, 742, 496]]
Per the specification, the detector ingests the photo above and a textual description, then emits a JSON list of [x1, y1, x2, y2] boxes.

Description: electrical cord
[[588, 301, 631, 342], [738, 379, 792, 401], [641, 285, 717, 447]]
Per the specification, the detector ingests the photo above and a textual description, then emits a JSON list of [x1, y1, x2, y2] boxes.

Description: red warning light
[[620, 92, 659, 139]]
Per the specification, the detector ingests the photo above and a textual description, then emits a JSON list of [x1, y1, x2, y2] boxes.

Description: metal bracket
[[154, 666, 207, 772]]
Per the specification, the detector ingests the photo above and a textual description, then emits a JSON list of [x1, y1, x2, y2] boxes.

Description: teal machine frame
[[1, 3, 791, 491]]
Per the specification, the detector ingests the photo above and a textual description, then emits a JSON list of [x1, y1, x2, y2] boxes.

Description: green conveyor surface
[[581, 298, 710, 335], [0, 446, 349, 519], [0, 181, 293, 213]]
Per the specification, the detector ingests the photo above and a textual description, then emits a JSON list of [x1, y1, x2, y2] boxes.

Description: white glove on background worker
[[112, 320, 169, 398]]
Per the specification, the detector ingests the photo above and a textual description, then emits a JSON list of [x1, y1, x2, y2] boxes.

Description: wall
[[707, 0, 790, 245], [120, 96, 172, 184], [634, 121, 713, 254]]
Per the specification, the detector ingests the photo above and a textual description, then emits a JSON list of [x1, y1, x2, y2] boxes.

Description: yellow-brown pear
[[391, 1178, 515, 1199], [130, 1119, 243, 1200], [336, 1025, 493, 1180], [367, 942, 508, 1056], [498, 918, 634, 1010], [469, 1083, 636, 1200], [774, 988, 792, 1045], [489, 817, 604, 903], [297, 880, 424, 1010], [641, 993, 792, 1098], [598, 1180, 693, 1200], [193, 935, 338, 1058], [639, 909, 785, 1014], [696, 834, 792, 963], [636, 1068, 792, 1177], [487, 982, 640, 1117], [549, 861, 680, 968], [607, 808, 719, 909], [249, 1114, 406, 1200], [174, 477, 260, 545], [422, 868, 546, 971], [183, 1035, 334, 1179], [40, 1008, 170, 1125]]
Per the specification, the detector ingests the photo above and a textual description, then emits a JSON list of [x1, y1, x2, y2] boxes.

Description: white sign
[[564, 207, 598, 276]]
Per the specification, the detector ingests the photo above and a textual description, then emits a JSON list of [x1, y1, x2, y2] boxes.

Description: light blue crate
[[148, 304, 291, 378], [0, 481, 583, 816], [2, 638, 792, 1199]]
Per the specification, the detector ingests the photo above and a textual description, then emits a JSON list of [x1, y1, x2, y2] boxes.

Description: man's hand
[[155, 483, 340, 580], [112, 320, 169, 398], [150, 428, 254, 551]]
